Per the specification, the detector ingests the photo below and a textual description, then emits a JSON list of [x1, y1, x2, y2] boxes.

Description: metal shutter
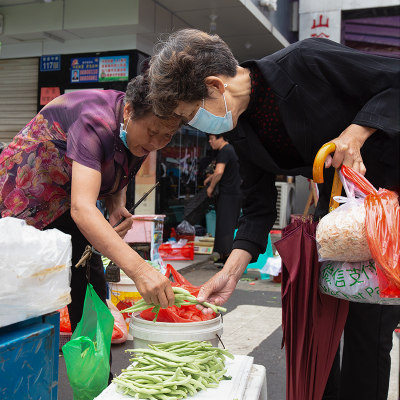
[[0, 58, 38, 144]]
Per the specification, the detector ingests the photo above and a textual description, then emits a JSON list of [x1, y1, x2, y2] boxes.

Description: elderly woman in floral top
[[0, 75, 179, 333]]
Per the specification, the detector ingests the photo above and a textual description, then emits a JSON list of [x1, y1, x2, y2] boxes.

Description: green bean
[[113, 340, 234, 399], [127, 348, 194, 363], [121, 287, 227, 321]]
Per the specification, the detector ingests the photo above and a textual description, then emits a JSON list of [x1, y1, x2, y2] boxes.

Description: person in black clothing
[[204, 133, 241, 263], [147, 29, 400, 400]]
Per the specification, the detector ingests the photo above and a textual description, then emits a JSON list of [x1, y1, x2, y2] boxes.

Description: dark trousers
[[45, 211, 113, 380], [323, 302, 400, 400], [214, 193, 241, 260]]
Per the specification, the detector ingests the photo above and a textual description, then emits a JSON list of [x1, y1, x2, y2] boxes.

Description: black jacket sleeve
[[298, 38, 400, 136], [232, 154, 277, 262]]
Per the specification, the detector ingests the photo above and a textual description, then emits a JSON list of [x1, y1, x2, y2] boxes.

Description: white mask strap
[[222, 83, 228, 113]]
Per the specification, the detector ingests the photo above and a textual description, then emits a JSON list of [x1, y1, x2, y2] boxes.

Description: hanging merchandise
[[62, 284, 114, 400]]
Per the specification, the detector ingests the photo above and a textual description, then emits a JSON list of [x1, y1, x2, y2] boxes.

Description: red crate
[[158, 243, 194, 261]]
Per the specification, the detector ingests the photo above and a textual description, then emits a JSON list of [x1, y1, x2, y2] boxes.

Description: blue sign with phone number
[[40, 55, 61, 72]]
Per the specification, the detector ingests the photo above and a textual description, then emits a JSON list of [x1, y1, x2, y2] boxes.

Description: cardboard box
[[194, 242, 214, 255]]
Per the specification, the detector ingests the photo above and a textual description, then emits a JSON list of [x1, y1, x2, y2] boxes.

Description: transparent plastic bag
[[319, 259, 400, 305], [107, 300, 128, 344], [316, 172, 371, 262], [176, 220, 195, 236], [0, 217, 72, 327]]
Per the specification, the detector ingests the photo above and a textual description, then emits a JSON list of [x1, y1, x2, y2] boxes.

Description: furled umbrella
[[274, 143, 350, 400]]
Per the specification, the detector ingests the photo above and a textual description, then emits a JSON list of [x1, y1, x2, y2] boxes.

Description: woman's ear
[[123, 103, 133, 121], [205, 76, 226, 95]]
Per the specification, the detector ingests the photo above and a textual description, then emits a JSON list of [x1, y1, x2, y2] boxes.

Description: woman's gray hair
[[124, 74, 153, 120], [148, 29, 238, 117]]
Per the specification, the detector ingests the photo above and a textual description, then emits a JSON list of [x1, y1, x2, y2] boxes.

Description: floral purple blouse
[[0, 89, 146, 229]]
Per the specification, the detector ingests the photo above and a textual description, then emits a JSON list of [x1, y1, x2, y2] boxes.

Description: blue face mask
[[188, 91, 233, 134], [119, 122, 129, 149]]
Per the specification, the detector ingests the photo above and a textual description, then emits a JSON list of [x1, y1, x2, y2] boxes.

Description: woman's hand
[[196, 270, 239, 315], [324, 124, 376, 175], [206, 186, 214, 198], [204, 175, 212, 186], [108, 207, 133, 238], [128, 262, 175, 309], [195, 248, 252, 315]]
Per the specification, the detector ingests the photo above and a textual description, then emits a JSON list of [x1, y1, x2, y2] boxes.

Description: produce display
[[121, 287, 226, 322], [113, 340, 234, 399]]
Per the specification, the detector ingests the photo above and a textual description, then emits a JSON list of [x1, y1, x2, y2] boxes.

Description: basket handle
[[313, 142, 342, 212]]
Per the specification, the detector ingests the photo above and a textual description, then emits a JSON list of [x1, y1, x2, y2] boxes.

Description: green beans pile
[[121, 287, 227, 322], [113, 340, 234, 399]]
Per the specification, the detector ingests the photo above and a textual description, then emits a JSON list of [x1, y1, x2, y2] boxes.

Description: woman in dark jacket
[[147, 29, 400, 400]]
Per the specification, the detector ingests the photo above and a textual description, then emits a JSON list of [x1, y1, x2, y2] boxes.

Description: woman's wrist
[[223, 249, 252, 281], [352, 124, 376, 146]]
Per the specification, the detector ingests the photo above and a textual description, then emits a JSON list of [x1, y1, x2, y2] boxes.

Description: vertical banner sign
[[40, 55, 61, 72], [299, 10, 341, 43], [70, 57, 99, 83], [98, 56, 129, 82]]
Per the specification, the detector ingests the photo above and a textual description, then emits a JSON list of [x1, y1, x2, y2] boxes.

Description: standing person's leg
[[44, 211, 107, 331], [339, 302, 400, 400], [213, 194, 241, 261], [44, 210, 114, 383]]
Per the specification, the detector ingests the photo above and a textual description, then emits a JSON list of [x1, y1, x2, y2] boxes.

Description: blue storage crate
[[0, 312, 60, 400]]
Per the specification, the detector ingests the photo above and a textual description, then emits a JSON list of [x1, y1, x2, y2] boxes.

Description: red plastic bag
[[107, 300, 128, 344], [341, 165, 400, 297], [58, 302, 129, 343], [59, 306, 72, 332], [140, 264, 216, 322]]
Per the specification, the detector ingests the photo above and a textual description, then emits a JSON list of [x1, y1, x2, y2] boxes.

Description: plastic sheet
[[0, 217, 72, 328]]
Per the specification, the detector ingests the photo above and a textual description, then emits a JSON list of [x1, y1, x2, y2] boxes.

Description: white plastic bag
[[319, 260, 400, 305], [0, 217, 72, 327], [260, 256, 282, 277], [316, 171, 371, 262]]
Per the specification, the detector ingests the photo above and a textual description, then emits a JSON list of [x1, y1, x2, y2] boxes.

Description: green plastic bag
[[62, 284, 114, 400]]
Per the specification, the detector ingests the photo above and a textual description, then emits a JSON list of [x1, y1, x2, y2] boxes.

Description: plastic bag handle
[[340, 165, 377, 196], [313, 142, 343, 211]]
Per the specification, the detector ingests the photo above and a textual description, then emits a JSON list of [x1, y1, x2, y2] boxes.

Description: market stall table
[[95, 354, 267, 400]]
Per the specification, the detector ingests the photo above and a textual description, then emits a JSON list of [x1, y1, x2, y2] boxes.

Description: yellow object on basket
[[109, 274, 142, 331]]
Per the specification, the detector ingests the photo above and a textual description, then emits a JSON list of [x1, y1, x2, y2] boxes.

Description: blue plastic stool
[[234, 230, 273, 280], [205, 209, 216, 237]]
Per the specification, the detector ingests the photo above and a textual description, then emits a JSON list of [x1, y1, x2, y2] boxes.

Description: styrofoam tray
[[95, 354, 254, 400]]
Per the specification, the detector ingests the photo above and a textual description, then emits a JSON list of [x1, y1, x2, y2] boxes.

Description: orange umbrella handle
[[312, 142, 343, 212]]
